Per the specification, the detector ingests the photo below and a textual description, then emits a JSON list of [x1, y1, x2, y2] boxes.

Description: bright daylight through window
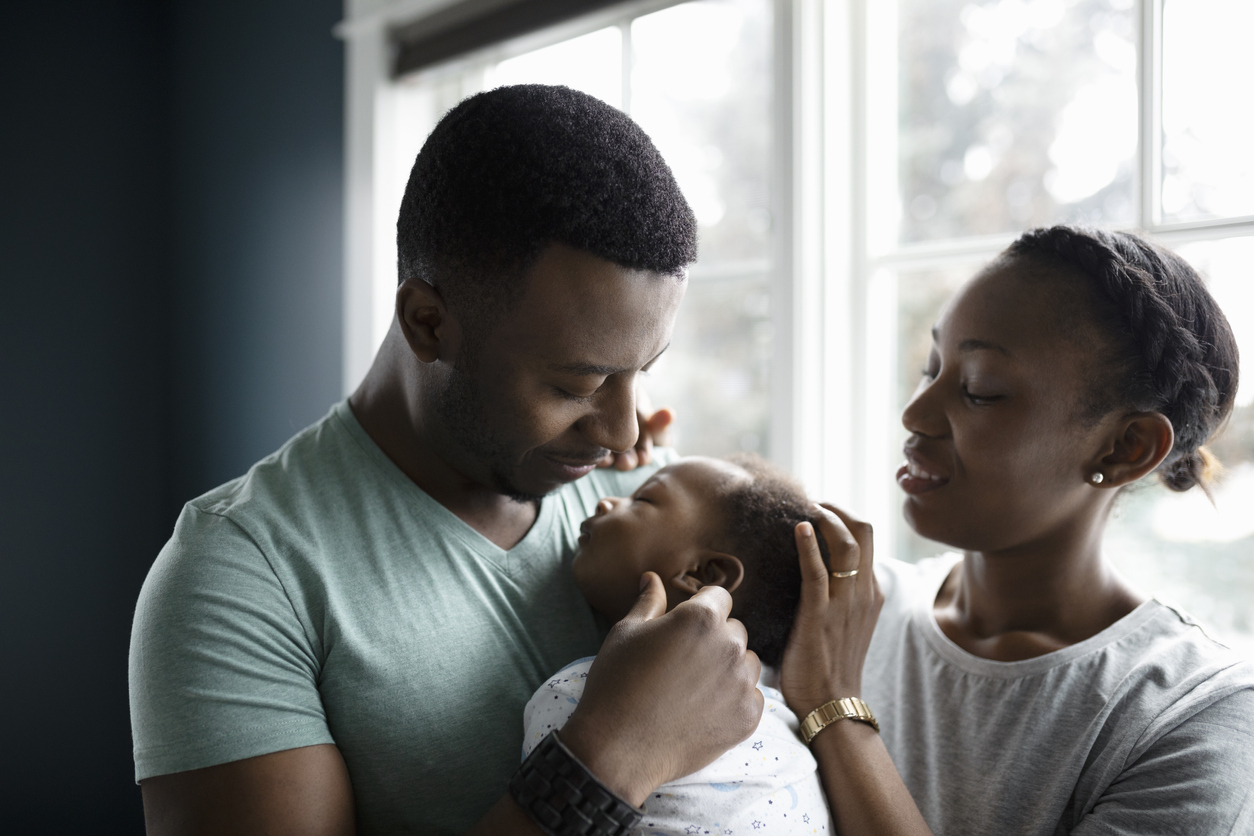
[[365, 0, 1253, 656]]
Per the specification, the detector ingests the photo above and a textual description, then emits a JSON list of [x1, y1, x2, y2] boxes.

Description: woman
[[783, 225, 1254, 835]]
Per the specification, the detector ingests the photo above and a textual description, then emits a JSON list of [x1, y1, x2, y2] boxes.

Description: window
[[341, 0, 1252, 654]]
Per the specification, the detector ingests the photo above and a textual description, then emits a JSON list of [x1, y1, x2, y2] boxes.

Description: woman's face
[[899, 260, 1111, 552]]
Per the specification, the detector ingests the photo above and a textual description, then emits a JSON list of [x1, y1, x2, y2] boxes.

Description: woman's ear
[[1091, 411, 1175, 487], [670, 551, 745, 596], [396, 278, 459, 364]]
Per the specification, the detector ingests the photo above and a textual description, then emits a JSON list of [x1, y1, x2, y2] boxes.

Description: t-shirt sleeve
[[128, 505, 334, 782], [1071, 687, 1254, 835]]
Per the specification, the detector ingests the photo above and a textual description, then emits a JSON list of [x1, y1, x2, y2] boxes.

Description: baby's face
[[572, 457, 750, 621]]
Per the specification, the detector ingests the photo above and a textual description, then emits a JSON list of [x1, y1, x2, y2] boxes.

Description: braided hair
[[1005, 225, 1239, 492]]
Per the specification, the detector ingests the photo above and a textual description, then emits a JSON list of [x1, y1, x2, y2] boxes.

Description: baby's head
[[573, 455, 825, 666]]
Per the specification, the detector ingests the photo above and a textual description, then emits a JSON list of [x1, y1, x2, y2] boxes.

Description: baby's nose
[[595, 498, 614, 516]]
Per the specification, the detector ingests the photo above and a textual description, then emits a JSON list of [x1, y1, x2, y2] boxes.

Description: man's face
[[434, 244, 686, 502]]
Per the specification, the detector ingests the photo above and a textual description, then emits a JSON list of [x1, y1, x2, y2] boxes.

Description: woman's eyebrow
[[958, 338, 1010, 356], [930, 326, 1010, 356]]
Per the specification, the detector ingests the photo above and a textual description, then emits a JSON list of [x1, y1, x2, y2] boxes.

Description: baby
[[523, 455, 834, 836]]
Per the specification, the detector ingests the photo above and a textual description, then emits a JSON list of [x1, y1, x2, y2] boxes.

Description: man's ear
[[396, 278, 460, 364], [1091, 411, 1175, 487], [670, 551, 745, 596]]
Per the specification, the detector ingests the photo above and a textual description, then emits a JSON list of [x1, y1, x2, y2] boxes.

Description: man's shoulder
[[188, 402, 358, 518]]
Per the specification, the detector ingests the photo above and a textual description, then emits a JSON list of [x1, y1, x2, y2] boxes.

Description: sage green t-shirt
[[129, 401, 668, 834]]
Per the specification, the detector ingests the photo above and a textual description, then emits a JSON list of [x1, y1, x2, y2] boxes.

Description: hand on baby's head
[[572, 454, 825, 667]]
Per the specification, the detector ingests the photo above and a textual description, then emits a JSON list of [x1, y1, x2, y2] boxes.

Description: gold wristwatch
[[800, 697, 879, 744]]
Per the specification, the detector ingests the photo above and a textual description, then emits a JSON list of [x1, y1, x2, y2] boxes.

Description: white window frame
[[336, 0, 1253, 545]]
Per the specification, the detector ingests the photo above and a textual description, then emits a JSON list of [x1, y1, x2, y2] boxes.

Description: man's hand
[[598, 407, 674, 470], [557, 571, 764, 805]]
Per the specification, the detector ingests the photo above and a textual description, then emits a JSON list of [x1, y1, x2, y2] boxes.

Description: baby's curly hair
[[396, 84, 697, 326], [714, 454, 828, 668]]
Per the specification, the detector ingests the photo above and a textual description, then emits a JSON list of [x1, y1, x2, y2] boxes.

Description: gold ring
[[831, 569, 858, 579]]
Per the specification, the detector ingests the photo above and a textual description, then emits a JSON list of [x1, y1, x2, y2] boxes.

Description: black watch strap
[[509, 730, 644, 836]]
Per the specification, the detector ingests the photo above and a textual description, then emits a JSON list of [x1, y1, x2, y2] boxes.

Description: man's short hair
[[397, 84, 697, 318]]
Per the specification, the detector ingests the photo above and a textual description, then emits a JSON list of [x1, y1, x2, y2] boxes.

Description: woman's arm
[[781, 506, 934, 836]]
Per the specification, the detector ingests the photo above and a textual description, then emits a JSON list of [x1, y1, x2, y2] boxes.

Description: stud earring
[[1089, 472, 1105, 485]]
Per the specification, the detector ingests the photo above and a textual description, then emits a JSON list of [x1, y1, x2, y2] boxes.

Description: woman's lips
[[896, 459, 950, 495]]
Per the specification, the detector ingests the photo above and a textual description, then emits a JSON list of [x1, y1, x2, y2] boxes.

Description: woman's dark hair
[[715, 454, 828, 667], [1005, 225, 1239, 492]]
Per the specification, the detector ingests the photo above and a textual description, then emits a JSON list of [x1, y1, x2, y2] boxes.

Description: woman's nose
[[901, 377, 947, 438]]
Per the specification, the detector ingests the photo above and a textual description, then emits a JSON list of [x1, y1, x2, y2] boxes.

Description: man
[[130, 85, 763, 835]]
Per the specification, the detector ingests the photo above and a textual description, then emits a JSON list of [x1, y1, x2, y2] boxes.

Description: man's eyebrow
[[931, 326, 1010, 356], [548, 343, 671, 377], [548, 362, 625, 376]]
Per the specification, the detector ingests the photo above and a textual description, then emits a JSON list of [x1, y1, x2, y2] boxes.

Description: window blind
[[392, 0, 627, 77]]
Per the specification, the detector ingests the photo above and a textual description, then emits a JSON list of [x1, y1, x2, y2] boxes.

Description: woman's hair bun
[[1006, 226, 1239, 493]]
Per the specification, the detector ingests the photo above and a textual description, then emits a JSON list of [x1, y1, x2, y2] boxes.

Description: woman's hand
[[781, 503, 884, 719]]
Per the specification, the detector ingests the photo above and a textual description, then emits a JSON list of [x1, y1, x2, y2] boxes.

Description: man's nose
[[582, 376, 639, 454]]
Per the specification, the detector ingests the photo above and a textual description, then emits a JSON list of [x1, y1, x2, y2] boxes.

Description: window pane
[[646, 271, 773, 457], [896, 0, 1138, 244], [631, 0, 773, 265], [631, 0, 775, 459], [486, 27, 623, 108], [1160, 0, 1254, 223], [886, 242, 1254, 657]]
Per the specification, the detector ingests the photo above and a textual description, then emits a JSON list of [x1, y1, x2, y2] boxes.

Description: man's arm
[[141, 745, 355, 836], [142, 573, 763, 836]]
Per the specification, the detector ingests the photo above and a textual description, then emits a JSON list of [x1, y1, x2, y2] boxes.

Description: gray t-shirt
[[128, 401, 666, 835], [863, 555, 1254, 835]]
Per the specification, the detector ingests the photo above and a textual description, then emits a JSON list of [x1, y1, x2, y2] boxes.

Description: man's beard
[[434, 361, 544, 504]]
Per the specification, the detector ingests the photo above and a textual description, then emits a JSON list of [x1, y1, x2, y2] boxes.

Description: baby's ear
[[672, 551, 745, 596]]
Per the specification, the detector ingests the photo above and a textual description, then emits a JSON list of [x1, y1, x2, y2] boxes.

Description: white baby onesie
[[523, 657, 833, 836]]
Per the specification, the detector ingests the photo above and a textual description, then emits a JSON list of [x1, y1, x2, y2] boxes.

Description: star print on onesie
[[523, 658, 833, 835]]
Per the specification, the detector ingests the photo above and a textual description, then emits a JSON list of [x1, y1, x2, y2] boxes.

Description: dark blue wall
[[0, 1, 343, 831], [170, 0, 345, 508]]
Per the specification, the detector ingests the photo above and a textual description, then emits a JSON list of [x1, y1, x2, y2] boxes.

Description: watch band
[[800, 697, 880, 744], [509, 731, 644, 836]]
